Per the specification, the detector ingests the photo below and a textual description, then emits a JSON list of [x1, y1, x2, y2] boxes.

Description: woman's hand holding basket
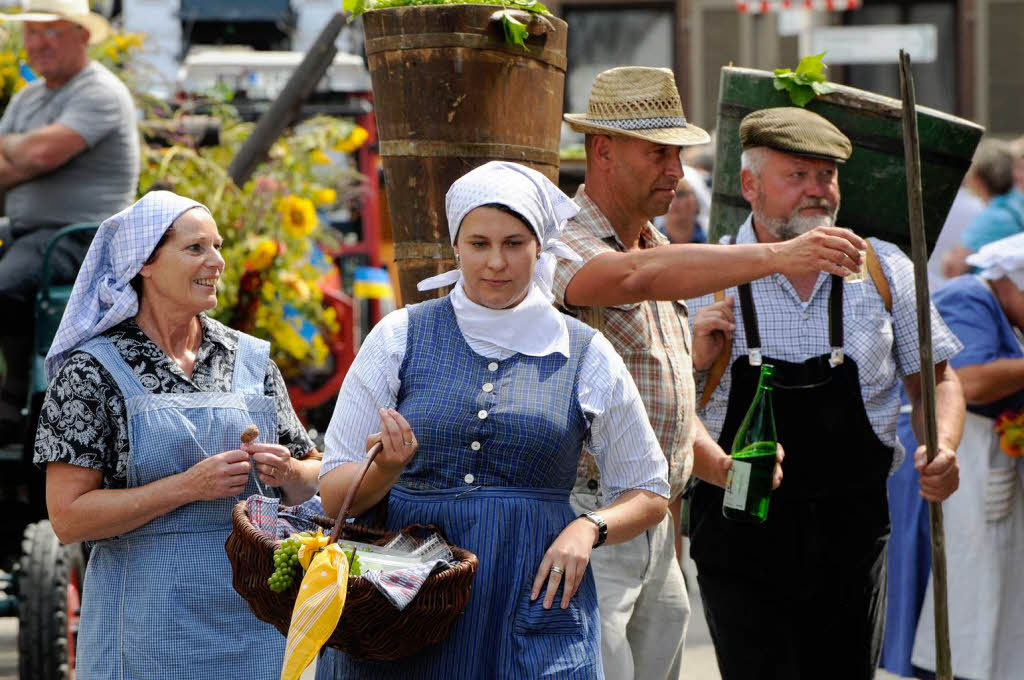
[[368, 408, 419, 475]]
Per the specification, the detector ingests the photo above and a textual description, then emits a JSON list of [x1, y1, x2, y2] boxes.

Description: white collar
[[449, 280, 571, 358]]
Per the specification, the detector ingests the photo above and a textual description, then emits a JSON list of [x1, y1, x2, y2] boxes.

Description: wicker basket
[[225, 444, 478, 661]]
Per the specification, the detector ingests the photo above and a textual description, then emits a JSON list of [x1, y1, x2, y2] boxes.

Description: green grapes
[[267, 536, 301, 593]]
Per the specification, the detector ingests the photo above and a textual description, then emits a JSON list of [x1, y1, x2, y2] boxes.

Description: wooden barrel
[[710, 67, 984, 253], [363, 5, 568, 304]]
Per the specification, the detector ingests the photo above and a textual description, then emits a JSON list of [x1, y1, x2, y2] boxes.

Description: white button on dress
[[478, 410, 488, 420], [487, 362, 499, 372], [470, 441, 481, 451], [482, 383, 494, 393], [464, 473, 475, 484]]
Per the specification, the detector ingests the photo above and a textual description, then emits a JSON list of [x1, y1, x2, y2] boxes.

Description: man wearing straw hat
[[553, 67, 869, 679], [0, 0, 137, 444], [686, 107, 964, 678]]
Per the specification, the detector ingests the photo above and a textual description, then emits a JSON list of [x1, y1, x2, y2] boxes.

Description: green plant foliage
[[772, 52, 837, 107], [501, 12, 528, 49], [341, 0, 550, 49]]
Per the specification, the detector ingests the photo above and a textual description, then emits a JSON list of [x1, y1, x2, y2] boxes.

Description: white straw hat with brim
[[0, 0, 112, 45], [564, 66, 711, 147]]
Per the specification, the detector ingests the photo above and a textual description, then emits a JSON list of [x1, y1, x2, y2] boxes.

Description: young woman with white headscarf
[[34, 191, 322, 678], [317, 161, 670, 678]]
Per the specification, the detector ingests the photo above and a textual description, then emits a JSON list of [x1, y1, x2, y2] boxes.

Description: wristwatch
[[578, 511, 608, 548]]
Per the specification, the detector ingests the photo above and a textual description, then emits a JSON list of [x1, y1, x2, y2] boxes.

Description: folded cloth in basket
[[361, 560, 453, 611], [247, 495, 453, 609], [246, 494, 326, 539]]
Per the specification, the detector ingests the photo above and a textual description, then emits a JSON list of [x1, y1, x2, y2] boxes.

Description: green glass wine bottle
[[723, 363, 777, 523]]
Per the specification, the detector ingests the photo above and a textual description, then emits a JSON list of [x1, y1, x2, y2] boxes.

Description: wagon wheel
[[17, 520, 86, 680]]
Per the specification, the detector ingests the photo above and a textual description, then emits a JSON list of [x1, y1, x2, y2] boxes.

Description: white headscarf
[[966, 231, 1024, 290], [45, 191, 210, 381], [416, 161, 583, 357]]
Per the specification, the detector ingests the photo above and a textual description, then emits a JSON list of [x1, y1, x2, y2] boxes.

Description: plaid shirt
[[553, 186, 695, 500]]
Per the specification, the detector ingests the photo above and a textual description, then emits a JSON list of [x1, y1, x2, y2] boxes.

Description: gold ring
[[550, 565, 565, 575], [404, 440, 415, 446]]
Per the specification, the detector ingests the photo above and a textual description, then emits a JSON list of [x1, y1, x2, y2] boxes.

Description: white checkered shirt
[[688, 216, 963, 470]]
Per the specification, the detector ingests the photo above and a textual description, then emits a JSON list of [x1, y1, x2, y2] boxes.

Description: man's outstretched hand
[[773, 227, 867, 279]]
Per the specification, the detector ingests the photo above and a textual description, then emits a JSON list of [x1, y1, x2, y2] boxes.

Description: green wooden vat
[[710, 67, 985, 254]]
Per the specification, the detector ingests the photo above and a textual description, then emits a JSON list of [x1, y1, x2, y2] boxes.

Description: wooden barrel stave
[[364, 5, 567, 304]]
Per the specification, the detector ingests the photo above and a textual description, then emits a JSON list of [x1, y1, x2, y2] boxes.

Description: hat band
[[587, 115, 689, 131]]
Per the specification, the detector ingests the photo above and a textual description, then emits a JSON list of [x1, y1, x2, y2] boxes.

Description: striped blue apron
[[74, 332, 285, 679], [317, 297, 603, 679]]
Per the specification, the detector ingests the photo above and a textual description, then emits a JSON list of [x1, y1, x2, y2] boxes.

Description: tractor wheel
[[16, 520, 85, 680]]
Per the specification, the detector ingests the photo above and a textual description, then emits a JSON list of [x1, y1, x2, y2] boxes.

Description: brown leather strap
[[700, 289, 732, 409], [865, 241, 892, 313]]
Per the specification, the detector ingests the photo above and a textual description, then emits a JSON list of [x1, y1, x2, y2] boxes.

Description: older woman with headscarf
[[33, 191, 322, 679], [316, 161, 670, 678]]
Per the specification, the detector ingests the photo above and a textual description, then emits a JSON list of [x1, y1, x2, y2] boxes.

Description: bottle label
[[723, 460, 752, 510]]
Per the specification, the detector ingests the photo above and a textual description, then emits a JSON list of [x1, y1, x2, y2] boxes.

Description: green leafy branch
[[772, 52, 837, 107], [341, 0, 551, 50]]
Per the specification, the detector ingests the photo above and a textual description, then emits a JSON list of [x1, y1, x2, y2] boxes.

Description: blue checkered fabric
[[317, 297, 603, 679], [45, 191, 209, 381], [397, 297, 591, 490], [74, 332, 286, 679], [689, 216, 963, 470]]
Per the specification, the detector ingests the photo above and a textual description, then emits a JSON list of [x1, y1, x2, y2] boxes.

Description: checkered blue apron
[[74, 333, 285, 679], [317, 297, 603, 679]]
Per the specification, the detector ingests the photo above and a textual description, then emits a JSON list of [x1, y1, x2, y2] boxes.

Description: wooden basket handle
[[328, 442, 384, 545]]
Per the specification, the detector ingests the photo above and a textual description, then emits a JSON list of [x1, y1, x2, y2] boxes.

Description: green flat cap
[[740, 107, 852, 163]]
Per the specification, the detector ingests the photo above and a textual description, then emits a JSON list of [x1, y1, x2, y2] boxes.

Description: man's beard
[[755, 192, 839, 240]]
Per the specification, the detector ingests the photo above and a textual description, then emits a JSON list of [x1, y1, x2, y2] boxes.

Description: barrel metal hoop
[[394, 241, 454, 261], [365, 32, 567, 71], [718, 101, 972, 171], [379, 140, 560, 166]]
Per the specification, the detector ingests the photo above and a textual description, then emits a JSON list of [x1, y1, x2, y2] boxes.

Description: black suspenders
[[738, 275, 845, 367]]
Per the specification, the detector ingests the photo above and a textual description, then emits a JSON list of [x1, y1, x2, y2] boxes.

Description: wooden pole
[[898, 49, 953, 680], [227, 13, 347, 187]]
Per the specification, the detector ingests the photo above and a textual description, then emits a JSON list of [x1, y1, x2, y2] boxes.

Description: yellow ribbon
[[296, 528, 330, 570], [280, 543, 350, 680]]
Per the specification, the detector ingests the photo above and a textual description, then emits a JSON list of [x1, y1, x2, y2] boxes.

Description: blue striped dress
[[316, 297, 603, 679]]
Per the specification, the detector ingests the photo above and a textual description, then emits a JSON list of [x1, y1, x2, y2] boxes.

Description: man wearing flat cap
[[553, 69, 871, 679], [686, 106, 965, 678], [0, 0, 138, 443]]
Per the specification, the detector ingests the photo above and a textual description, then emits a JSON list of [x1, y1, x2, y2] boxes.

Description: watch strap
[[579, 511, 608, 548]]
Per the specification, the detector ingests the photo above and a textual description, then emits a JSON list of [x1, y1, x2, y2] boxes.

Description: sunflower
[[332, 125, 370, 153], [279, 195, 318, 239], [312, 187, 337, 206], [246, 239, 278, 271]]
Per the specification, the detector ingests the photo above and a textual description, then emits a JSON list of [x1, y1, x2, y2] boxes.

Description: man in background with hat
[[0, 0, 138, 443], [553, 68, 870, 679], [686, 106, 964, 678]]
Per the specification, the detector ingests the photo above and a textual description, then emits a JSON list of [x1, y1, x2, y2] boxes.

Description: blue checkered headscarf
[[45, 191, 209, 381]]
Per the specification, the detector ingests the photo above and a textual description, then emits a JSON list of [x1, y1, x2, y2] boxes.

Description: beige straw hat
[[564, 66, 710, 146], [0, 0, 112, 45]]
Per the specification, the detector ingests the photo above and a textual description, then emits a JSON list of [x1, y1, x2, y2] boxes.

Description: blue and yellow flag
[[353, 266, 393, 300]]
